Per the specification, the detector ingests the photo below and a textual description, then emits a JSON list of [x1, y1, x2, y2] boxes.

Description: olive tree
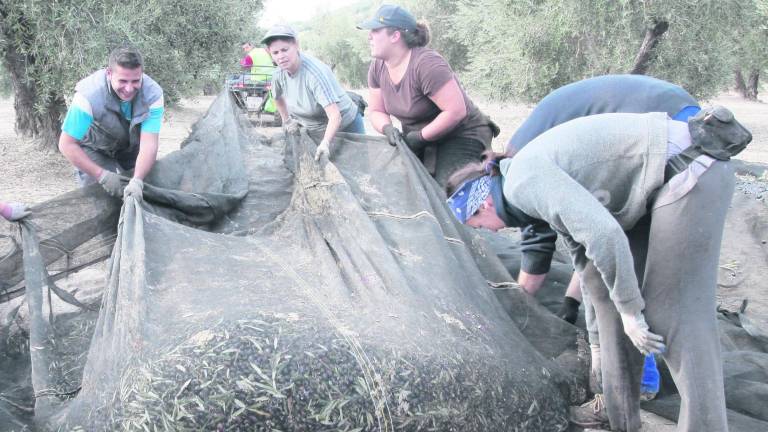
[[733, 0, 768, 100], [453, 0, 747, 102], [399, 0, 468, 71], [299, 9, 371, 88], [0, 0, 262, 146]]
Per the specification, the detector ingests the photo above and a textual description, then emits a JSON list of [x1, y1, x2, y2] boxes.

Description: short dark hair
[[108, 45, 144, 70]]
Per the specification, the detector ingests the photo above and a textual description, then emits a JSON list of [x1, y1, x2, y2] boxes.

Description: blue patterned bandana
[[447, 175, 492, 224]]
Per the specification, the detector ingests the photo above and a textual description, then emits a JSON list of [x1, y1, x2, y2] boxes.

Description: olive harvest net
[[0, 92, 584, 431]]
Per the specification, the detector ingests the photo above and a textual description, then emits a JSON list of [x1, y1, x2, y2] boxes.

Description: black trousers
[[420, 138, 485, 188]]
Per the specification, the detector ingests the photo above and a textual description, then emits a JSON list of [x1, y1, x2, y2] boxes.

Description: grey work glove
[[382, 124, 402, 147], [314, 139, 331, 161], [98, 170, 125, 198], [620, 311, 666, 356], [124, 178, 144, 202], [1, 202, 31, 221], [404, 130, 430, 153], [282, 118, 300, 135]]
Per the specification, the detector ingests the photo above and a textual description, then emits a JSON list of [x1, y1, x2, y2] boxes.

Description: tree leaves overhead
[[296, 0, 760, 101], [0, 0, 262, 142], [1, 0, 764, 143], [732, 1, 768, 83], [299, 9, 372, 88], [453, 0, 754, 101]]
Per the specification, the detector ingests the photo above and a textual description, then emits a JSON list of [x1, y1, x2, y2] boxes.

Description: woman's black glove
[[556, 296, 581, 324], [404, 130, 429, 153], [382, 124, 402, 146]]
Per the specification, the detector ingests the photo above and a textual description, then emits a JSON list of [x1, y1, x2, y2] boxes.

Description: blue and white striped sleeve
[[305, 61, 341, 108]]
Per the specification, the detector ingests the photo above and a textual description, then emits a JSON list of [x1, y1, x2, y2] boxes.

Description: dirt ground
[[2, 91, 766, 201], [1, 91, 766, 432]]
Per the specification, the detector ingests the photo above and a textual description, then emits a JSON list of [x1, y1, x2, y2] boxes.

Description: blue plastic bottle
[[641, 354, 660, 396]]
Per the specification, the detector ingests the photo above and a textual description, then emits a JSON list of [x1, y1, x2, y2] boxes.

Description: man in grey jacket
[[58, 46, 164, 202]]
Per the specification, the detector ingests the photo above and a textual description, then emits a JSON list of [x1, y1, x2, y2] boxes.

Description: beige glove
[[282, 118, 300, 135], [620, 311, 665, 355], [124, 178, 144, 202], [98, 171, 125, 197], [314, 139, 331, 161]]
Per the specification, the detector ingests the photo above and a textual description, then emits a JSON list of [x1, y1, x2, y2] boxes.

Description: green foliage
[[0, 0, 262, 129], [453, 0, 749, 102], [4, 0, 755, 127], [644, 0, 748, 100], [296, 0, 763, 101], [731, 0, 768, 76], [299, 7, 372, 88], [399, 0, 468, 71]]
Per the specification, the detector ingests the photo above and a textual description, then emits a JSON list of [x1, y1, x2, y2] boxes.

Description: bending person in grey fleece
[[446, 110, 751, 432], [504, 74, 699, 323], [500, 74, 701, 407]]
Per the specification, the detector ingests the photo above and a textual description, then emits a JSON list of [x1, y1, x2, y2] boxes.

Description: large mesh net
[[4, 91, 766, 431], [1, 93, 585, 431]]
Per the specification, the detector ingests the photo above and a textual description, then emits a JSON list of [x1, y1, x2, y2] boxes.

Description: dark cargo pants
[[581, 161, 734, 432], [417, 125, 492, 188]]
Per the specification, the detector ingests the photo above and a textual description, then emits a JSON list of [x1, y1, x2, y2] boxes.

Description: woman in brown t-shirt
[[358, 4, 497, 187]]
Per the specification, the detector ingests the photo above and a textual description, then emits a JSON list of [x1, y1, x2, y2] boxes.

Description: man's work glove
[[282, 118, 300, 135], [1, 202, 31, 221], [404, 130, 430, 153], [124, 178, 145, 202], [620, 311, 665, 356], [382, 124, 402, 147], [314, 139, 331, 161], [98, 170, 125, 198]]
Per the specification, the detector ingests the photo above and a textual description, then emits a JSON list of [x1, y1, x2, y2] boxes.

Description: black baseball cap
[[357, 4, 417, 31]]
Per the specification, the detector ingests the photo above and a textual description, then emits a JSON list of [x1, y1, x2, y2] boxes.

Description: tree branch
[[629, 19, 669, 75]]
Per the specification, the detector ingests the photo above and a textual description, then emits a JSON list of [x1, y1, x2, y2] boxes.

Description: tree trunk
[[734, 68, 749, 98], [0, 11, 66, 147], [746, 69, 759, 100], [629, 19, 670, 75]]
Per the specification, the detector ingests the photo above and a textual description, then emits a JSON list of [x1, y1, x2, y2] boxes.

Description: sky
[[258, 0, 361, 27]]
